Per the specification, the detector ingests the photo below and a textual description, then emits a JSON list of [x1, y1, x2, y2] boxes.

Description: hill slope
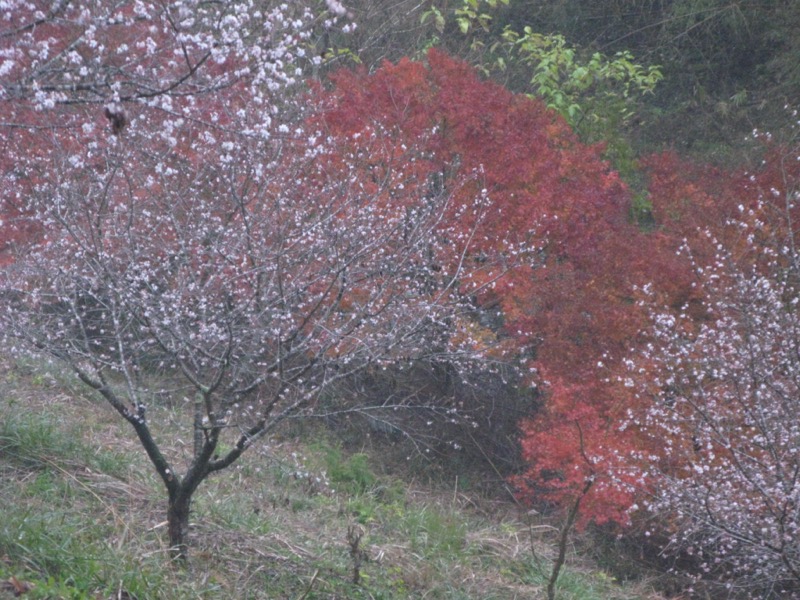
[[0, 357, 665, 599]]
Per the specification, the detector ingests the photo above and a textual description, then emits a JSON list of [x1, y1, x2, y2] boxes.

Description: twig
[[546, 421, 595, 600], [295, 569, 319, 600]]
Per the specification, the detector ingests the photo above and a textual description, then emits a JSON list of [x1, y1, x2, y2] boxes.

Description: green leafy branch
[[421, 0, 509, 36], [420, 2, 662, 142], [499, 29, 662, 134]]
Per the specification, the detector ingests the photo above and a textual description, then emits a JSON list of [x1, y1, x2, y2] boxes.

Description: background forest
[[1, 1, 800, 598]]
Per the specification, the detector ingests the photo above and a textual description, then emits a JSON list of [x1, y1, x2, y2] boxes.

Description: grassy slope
[[0, 358, 665, 600]]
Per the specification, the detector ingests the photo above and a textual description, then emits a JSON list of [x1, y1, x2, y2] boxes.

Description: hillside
[[0, 357, 666, 600]]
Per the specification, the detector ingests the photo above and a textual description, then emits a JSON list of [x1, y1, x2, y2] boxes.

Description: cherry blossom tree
[[623, 158, 800, 597], [0, 1, 515, 558]]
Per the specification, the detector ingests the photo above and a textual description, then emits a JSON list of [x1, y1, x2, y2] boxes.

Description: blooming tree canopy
[[620, 142, 800, 597], [0, 1, 515, 557]]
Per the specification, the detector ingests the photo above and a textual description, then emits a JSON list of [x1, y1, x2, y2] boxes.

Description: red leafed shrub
[[509, 147, 784, 529], [317, 51, 800, 539], [319, 58, 800, 590], [316, 51, 669, 524], [315, 48, 638, 360]]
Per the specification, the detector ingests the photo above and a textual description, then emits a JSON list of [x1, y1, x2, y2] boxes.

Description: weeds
[[0, 358, 665, 599]]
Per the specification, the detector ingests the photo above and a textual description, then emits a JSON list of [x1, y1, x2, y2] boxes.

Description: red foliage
[[511, 147, 786, 527], [315, 53, 800, 538], [316, 49, 633, 341], [314, 51, 669, 524]]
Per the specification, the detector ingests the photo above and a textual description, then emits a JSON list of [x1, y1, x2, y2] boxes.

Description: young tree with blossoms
[[0, 1, 516, 558], [622, 144, 800, 597]]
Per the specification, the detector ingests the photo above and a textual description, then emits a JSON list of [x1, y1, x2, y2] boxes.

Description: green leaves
[[499, 31, 662, 133], [421, 0, 508, 36], [417, 3, 661, 175], [420, 6, 446, 33]]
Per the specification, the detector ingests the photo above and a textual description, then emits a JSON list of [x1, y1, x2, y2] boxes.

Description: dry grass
[[0, 357, 670, 599]]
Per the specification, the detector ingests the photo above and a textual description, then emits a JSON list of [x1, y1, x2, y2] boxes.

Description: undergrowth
[[0, 358, 665, 599]]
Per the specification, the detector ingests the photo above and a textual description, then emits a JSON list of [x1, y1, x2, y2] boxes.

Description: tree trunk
[[167, 490, 192, 561]]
